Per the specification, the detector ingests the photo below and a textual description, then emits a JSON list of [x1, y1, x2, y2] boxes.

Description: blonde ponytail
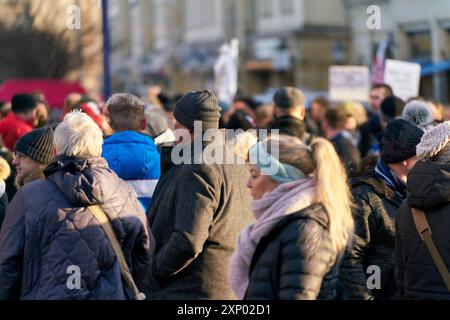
[[311, 138, 354, 252]]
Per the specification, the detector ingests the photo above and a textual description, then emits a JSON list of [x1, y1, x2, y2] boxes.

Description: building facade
[[345, 0, 450, 102], [109, 0, 450, 102], [109, 0, 351, 97]]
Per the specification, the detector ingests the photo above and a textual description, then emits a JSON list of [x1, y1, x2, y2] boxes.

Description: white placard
[[384, 59, 421, 102], [329, 66, 370, 102]]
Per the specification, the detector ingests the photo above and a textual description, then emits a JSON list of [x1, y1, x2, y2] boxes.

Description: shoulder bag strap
[[88, 205, 146, 300], [411, 208, 450, 291]]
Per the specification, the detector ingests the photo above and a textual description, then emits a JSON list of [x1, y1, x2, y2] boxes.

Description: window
[[184, 0, 223, 42], [279, 0, 294, 15], [186, 0, 217, 29], [408, 31, 432, 61], [258, 0, 273, 18], [200, 0, 216, 27]]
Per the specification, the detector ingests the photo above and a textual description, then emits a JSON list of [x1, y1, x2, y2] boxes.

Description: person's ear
[[300, 106, 306, 120], [140, 118, 147, 131], [52, 147, 57, 157]]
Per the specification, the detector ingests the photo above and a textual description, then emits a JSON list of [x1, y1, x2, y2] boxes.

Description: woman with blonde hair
[[229, 134, 354, 300]]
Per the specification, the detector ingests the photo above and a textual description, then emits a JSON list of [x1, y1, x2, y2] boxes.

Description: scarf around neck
[[229, 177, 317, 299], [375, 159, 407, 200]]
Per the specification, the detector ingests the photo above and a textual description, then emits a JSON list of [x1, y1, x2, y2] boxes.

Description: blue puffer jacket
[[102, 131, 161, 211]]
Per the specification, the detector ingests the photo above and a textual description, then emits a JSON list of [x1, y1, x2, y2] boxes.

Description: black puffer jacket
[[396, 161, 450, 299], [339, 171, 403, 300], [245, 204, 344, 300], [0, 157, 152, 300]]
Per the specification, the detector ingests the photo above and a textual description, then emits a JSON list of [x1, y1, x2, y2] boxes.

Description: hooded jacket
[[396, 161, 450, 299], [0, 156, 152, 300], [102, 131, 161, 211]]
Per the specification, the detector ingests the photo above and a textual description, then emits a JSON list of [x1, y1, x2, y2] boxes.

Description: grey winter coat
[[245, 203, 344, 300], [147, 136, 255, 300], [0, 156, 152, 300], [339, 171, 402, 300], [396, 161, 450, 299]]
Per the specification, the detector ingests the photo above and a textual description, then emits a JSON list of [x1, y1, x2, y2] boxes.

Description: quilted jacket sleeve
[[278, 219, 336, 300], [339, 193, 375, 300], [0, 191, 26, 300], [152, 166, 218, 283], [131, 218, 153, 294]]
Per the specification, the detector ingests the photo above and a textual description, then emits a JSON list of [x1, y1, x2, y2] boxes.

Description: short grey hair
[[54, 111, 103, 158]]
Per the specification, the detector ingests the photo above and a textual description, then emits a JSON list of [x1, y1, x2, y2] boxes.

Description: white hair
[[54, 111, 103, 158], [402, 100, 434, 132]]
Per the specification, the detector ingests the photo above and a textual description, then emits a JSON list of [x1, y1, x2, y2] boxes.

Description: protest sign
[[329, 66, 370, 102], [384, 59, 421, 102]]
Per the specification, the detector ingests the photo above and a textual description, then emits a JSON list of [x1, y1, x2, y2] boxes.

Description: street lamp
[[101, 0, 112, 100]]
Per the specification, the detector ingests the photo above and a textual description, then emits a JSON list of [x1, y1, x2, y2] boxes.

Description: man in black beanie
[[380, 96, 406, 127], [340, 119, 424, 300], [0, 94, 37, 151], [147, 90, 254, 299], [12, 126, 53, 188], [268, 87, 315, 145]]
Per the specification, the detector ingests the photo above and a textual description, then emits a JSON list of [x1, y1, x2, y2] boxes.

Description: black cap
[[174, 90, 222, 131], [11, 94, 37, 113], [14, 126, 54, 164], [381, 119, 424, 164], [273, 87, 306, 110]]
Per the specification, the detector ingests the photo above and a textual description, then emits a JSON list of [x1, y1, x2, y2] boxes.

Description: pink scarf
[[229, 178, 317, 299]]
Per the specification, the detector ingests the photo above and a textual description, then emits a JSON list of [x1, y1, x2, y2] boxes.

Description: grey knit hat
[[416, 121, 450, 160], [402, 100, 434, 132], [14, 126, 54, 164], [174, 90, 221, 131], [273, 87, 306, 110]]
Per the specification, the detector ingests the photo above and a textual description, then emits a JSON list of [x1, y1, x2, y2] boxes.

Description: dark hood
[[44, 156, 122, 206], [407, 161, 450, 210]]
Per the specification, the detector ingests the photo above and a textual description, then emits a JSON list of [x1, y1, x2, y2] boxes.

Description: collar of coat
[[159, 129, 229, 174], [16, 167, 45, 188], [264, 203, 329, 234], [351, 170, 403, 207]]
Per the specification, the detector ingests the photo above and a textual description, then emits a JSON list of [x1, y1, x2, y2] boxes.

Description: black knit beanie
[[174, 90, 222, 131], [11, 94, 37, 113], [380, 96, 405, 123], [381, 119, 424, 164], [14, 126, 54, 164]]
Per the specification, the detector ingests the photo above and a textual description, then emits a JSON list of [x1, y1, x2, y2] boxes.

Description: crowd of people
[[0, 83, 448, 300]]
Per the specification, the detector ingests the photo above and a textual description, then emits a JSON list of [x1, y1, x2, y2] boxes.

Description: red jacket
[[0, 113, 34, 151]]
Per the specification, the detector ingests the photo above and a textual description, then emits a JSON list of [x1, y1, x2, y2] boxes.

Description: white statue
[[214, 38, 239, 106]]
